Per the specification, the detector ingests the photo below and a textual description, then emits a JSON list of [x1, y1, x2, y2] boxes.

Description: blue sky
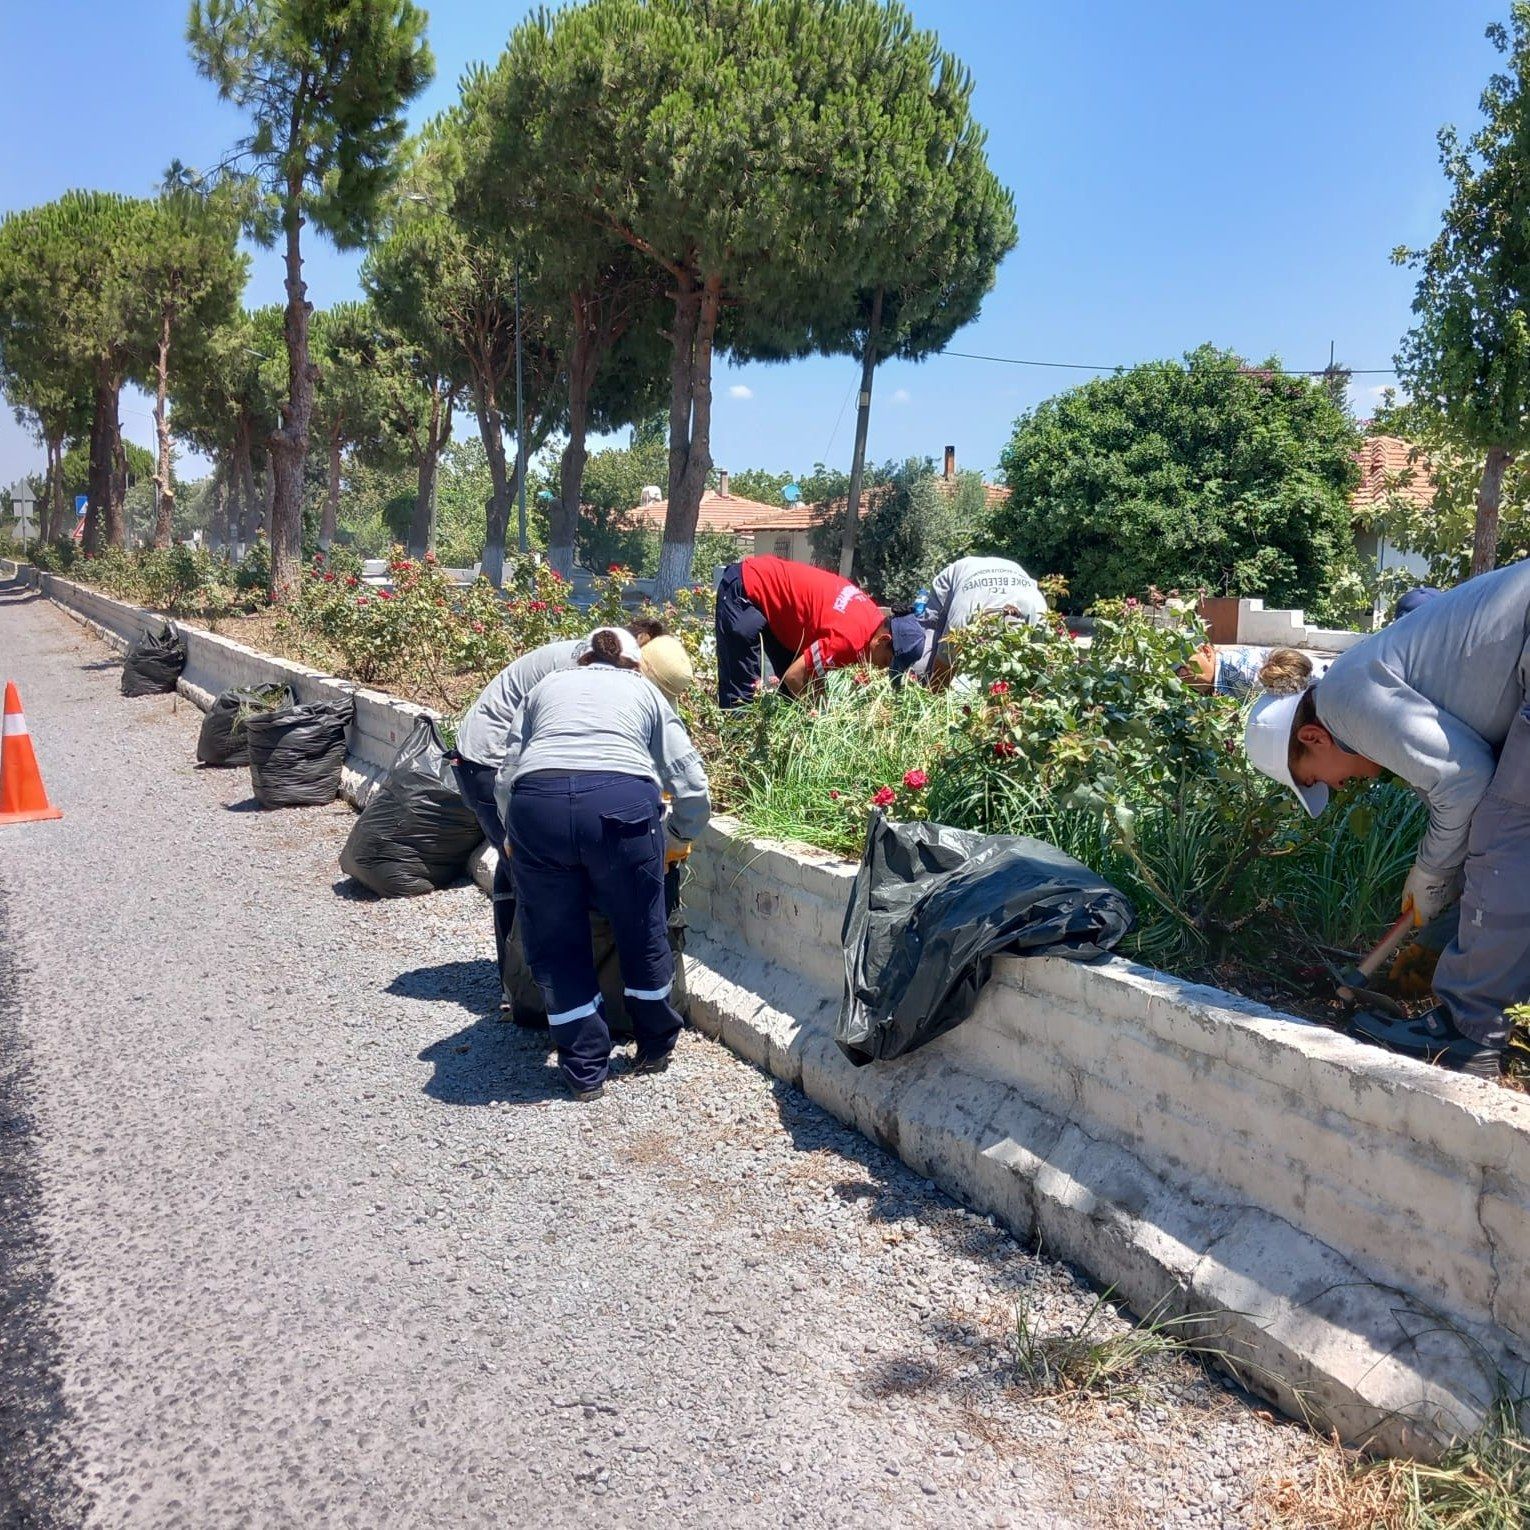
[[0, 0, 1510, 494]]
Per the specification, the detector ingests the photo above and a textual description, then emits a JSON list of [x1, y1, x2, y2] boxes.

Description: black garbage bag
[[121, 622, 187, 697], [501, 864, 690, 1035], [245, 694, 354, 808], [338, 717, 484, 896], [837, 813, 1134, 1066], [196, 683, 294, 767]]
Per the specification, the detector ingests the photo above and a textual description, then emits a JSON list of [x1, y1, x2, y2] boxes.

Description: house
[[624, 471, 804, 553], [748, 446, 1010, 565], [1350, 434, 1434, 592]]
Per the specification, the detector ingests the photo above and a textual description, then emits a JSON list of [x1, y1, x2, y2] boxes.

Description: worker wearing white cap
[[452, 618, 688, 1008], [1243, 559, 1530, 1077], [495, 628, 710, 1099]]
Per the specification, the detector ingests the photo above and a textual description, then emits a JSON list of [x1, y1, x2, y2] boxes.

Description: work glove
[[1401, 862, 1461, 928], [665, 838, 692, 868]]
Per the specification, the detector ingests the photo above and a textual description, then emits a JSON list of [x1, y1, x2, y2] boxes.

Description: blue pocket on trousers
[[601, 807, 655, 838]]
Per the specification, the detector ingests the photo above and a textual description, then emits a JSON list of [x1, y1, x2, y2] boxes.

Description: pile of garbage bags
[[197, 683, 294, 767], [246, 694, 355, 808], [339, 717, 484, 896], [837, 813, 1134, 1066], [121, 622, 187, 697]]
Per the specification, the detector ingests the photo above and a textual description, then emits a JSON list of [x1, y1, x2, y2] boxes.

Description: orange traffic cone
[[0, 682, 63, 824]]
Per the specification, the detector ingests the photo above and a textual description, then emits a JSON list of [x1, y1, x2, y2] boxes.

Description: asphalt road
[[0, 579, 1325, 1528]]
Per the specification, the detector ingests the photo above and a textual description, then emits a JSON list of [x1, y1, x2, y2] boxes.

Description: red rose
[[829, 790, 841, 800], [377, 588, 394, 600], [356, 596, 369, 607], [903, 769, 928, 791], [608, 563, 622, 574], [993, 740, 1017, 759], [322, 573, 335, 584], [423, 551, 437, 564], [528, 600, 548, 612], [346, 575, 359, 588], [471, 621, 485, 634], [989, 680, 1010, 696], [546, 569, 564, 583], [871, 786, 896, 808]]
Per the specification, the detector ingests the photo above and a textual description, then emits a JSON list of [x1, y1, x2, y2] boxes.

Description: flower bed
[[28, 545, 1523, 1065]]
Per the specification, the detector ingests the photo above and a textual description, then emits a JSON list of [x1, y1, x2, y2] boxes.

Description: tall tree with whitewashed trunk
[[462, 41, 673, 581], [366, 120, 567, 586], [188, 0, 432, 601], [138, 189, 246, 548], [513, 0, 1009, 599], [0, 207, 92, 543], [1395, 5, 1530, 578]]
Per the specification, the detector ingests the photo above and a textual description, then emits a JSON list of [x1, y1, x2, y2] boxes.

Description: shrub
[[992, 345, 1361, 611]]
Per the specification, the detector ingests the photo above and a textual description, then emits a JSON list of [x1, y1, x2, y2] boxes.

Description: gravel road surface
[[0, 580, 1335, 1527]]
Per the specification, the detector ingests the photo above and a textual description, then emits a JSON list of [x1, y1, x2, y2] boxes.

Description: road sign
[[75, 494, 87, 517]]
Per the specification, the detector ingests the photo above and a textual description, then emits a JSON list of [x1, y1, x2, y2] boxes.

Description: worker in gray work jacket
[[451, 617, 691, 1006], [1244, 559, 1530, 1076], [913, 556, 1048, 687], [495, 628, 711, 1099]]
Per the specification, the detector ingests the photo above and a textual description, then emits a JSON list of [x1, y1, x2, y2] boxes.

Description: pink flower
[[546, 569, 564, 584], [346, 574, 359, 588], [322, 573, 335, 584], [471, 621, 485, 634], [903, 769, 928, 791], [1124, 596, 1140, 610], [871, 785, 896, 808], [989, 680, 1011, 696], [377, 588, 394, 600], [423, 551, 437, 564], [993, 740, 1017, 759], [356, 595, 369, 607], [829, 789, 841, 801], [528, 600, 548, 612]]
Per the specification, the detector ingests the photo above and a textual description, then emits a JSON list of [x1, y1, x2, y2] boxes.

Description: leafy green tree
[[136, 188, 246, 547], [0, 193, 161, 551], [171, 306, 285, 548], [504, 0, 1012, 598], [993, 346, 1361, 610], [188, 0, 433, 600], [1393, 6, 1530, 578], [859, 467, 992, 603], [1364, 394, 1530, 582], [310, 301, 392, 549], [0, 210, 92, 542], [366, 117, 568, 585], [785, 26, 1015, 578]]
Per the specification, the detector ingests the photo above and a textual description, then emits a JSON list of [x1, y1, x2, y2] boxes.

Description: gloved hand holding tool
[[1318, 910, 1418, 1019], [1400, 862, 1461, 928]]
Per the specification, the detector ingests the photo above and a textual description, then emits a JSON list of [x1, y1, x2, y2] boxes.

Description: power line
[[937, 348, 1399, 378]]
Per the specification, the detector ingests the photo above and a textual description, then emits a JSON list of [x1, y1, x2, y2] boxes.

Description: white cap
[[1244, 690, 1330, 817], [586, 626, 644, 664]]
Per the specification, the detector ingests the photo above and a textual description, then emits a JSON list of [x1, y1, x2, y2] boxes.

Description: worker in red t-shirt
[[714, 555, 926, 708]]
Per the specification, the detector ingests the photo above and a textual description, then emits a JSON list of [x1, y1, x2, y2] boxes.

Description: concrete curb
[[17, 563, 1529, 1458]]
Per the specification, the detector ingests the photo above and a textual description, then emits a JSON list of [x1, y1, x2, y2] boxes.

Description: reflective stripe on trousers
[[507, 770, 682, 1091]]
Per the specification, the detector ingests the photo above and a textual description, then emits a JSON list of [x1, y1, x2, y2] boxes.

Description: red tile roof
[[625, 488, 804, 535], [1351, 435, 1436, 513]]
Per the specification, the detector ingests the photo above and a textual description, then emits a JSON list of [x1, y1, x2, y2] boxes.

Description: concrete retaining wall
[[16, 562, 1530, 1457]]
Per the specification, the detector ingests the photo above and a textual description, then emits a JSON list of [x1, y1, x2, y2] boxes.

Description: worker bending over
[[714, 554, 924, 708], [494, 627, 711, 1099], [1244, 560, 1530, 1076], [914, 556, 1047, 687], [452, 618, 692, 1004]]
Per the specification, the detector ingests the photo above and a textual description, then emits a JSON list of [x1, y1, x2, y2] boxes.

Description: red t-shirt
[[740, 556, 884, 677]]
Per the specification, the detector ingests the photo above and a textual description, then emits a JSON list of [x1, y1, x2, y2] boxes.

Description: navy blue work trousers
[[506, 771, 682, 1090], [452, 755, 516, 999], [715, 562, 796, 709]]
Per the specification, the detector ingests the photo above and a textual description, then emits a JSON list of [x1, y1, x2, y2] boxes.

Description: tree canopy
[[189, 0, 433, 599], [992, 346, 1362, 610], [1394, 5, 1530, 577]]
